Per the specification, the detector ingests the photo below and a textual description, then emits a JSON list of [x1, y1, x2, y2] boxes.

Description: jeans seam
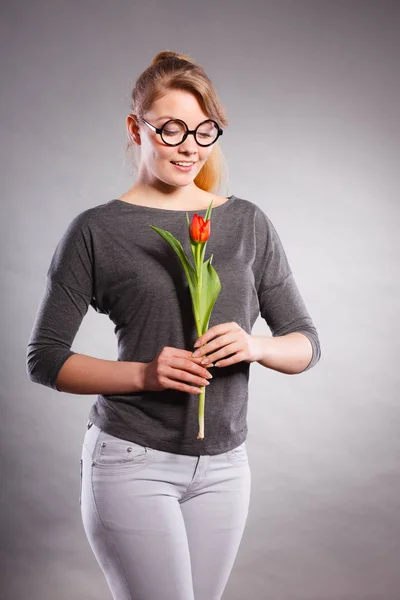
[[87, 438, 133, 600]]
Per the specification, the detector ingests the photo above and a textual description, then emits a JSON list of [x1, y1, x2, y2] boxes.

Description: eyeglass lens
[[161, 120, 219, 146]]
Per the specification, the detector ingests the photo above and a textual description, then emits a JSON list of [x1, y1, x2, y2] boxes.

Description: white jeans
[[80, 421, 251, 600]]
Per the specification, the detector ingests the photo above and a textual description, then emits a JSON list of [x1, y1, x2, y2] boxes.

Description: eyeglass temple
[[141, 118, 156, 131]]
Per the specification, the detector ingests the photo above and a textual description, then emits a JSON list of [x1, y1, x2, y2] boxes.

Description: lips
[[171, 161, 197, 172]]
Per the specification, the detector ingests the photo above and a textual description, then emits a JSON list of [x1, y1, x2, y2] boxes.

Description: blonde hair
[[128, 50, 229, 194]]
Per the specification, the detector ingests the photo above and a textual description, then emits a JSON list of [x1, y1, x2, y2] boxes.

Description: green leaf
[[150, 226, 197, 293], [198, 253, 221, 334], [204, 200, 213, 222]]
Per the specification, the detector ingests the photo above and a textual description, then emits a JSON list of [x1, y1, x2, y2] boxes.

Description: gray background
[[1, 1, 399, 599]]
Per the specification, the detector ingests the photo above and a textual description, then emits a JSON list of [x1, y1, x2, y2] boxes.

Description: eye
[[161, 120, 185, 138]]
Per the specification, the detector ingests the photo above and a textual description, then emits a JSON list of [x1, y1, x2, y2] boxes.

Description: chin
[[163, 173, 197, 187]]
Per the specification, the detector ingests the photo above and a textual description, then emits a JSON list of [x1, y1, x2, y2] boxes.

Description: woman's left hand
[[192, 322, 263, 367]]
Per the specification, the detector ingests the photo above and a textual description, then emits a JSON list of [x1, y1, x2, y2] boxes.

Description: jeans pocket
[[79, 458, 83, 506], [225, 441, 248, 466], [92, 431, 151, 469]]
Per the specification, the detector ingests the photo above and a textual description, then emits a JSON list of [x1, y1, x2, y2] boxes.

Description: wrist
[[251, 335, 269, 363], [138, 362, 148, 392], [255, 332, 313, 374]]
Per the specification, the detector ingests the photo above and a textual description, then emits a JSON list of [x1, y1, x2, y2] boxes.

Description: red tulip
[[150, 200, 221, 440], [190, 214, 210, 244]]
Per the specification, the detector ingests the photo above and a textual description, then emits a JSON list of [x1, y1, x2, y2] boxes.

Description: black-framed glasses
[[140, 117, 223, 147]]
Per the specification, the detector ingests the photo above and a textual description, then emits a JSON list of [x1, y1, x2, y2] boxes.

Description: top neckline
[[109, 194, 236, 213]]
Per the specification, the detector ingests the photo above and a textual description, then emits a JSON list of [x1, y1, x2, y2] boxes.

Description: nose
[[178, 132, 199, 155]]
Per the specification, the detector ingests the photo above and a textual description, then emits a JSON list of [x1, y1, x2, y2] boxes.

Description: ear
[[127, 114, 141, 146]]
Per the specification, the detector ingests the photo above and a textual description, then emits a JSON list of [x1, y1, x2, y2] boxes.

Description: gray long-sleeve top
[[26, 195, 321, 455]]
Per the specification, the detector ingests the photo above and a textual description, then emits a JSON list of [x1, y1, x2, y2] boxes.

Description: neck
[[124, 181, 207, 205]]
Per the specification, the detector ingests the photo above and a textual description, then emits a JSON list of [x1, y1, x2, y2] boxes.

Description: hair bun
[[151, 50, 194, 66]]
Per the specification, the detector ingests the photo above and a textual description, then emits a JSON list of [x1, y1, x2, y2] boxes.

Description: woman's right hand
[[142, 346, 213, 395]]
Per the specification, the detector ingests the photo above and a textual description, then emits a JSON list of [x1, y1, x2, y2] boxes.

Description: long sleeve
[[254, 208, 321, 372], [26, 210, 95, 389]]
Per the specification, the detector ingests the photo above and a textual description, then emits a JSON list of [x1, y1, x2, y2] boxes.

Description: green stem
[[194, 242, 206, 439], [193, 243, 202, 336], [197, 387, 205, 439]]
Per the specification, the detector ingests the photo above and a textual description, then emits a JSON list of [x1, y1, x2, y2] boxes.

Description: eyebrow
[[153, 115, 214, 125], [154, 115, 175, 122]]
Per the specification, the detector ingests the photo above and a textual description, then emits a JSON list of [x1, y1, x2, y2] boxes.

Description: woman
[[27, 51, 321, 600]]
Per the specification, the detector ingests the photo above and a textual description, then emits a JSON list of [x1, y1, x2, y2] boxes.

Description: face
[[128, 89, 216, 190]]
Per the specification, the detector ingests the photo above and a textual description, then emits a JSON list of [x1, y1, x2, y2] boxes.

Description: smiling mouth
[[171, 161, 196, 166]]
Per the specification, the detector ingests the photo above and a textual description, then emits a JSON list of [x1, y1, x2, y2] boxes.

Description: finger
[[163, 369, 203, 395], [180, 349, 211, 362], [192, 333, 235, 358], [177, 349, 199, 359], [213, 350, 245, 368], [173, 349, 213, 369], [189, 355, 215, 369], [172, 367, 211, 388], [182, 357, 214, 378], [194, 322, 239, 348], [167, 368, 209, 394], [169, 356, 213, 379], [199, 341, 240, 365], [172, 381, 203, 395]]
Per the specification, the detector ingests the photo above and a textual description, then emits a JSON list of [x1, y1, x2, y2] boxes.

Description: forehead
[[147, 89, 209, 124]]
